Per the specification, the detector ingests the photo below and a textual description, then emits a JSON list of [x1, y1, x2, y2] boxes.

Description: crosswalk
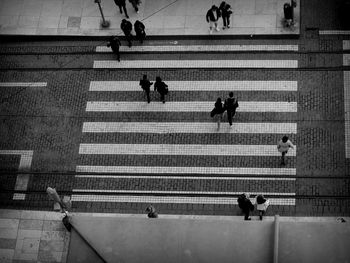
[[73, 44, 298, 210]]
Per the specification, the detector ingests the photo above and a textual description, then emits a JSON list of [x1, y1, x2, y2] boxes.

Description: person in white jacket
[[255, 194, 269, 220], [277, 135, 295, 165]]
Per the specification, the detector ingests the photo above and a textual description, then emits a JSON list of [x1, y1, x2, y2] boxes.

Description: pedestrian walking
[[114, 0, 129, 18], [107, 35, 121, 62], [129, 0, 141, 13], [237, 193, 254, 220], [255, 194, 269, 220], [210, 97, 226, 130], [224, 92, 239, 126], [219, 1, 233, 29], [134, 20, 146, 43], [139, 74, 153, 103], [154, 76, 168, 103], [121, 19, 133, 47], [145, 204, 158, 218], [206, 5, 221, 34], [277, 136, 295, 165]]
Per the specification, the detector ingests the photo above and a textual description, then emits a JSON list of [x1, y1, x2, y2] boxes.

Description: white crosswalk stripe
[[96, 45, 299, 52], [71, 195, 295, 205], [86, 101, 297, 112], [93, 60, 298, 69], [82, 122, 297, 134], [76, 166, 296, 176], [0, 82, 47, 87], [79, 143, 296, 156], [89, 81, 298, 91]]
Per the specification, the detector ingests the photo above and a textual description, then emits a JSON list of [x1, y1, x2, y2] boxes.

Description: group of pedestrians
[[114, 0, 141, 18], [139, 75, 169, 103], [238, 193, 270, 220], [206, 2, 233, 33], [211, 92, 239, 130]]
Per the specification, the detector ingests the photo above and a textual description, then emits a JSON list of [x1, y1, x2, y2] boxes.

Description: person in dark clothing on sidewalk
[[129, 0, 141, 13], [134, 20, 146, 43], [121, 19, 133, 47], [154, 76, 168, 103], [139, 74, 153, 103], [219, 1, 233, 29], [206, 5, 221, 33], [114, 0, 129, 18], [237, 193, 254, 220], [224, 92, 239, 126], [107, 36, 121, 62]]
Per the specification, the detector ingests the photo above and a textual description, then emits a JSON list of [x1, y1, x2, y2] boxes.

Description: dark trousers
[[160, 93, 165, 103], [131, 2, 139, 12], [223, 16, 230, 27], [111, 47, 120, 61], [136, 32, 145, 43], [124, 33, 132, 47], [117, 4, 129, 18], [227, 110, 235, 125], [144, 89, 150, 103], [281, 151, 287, 164], [243, 209, 251, 220]]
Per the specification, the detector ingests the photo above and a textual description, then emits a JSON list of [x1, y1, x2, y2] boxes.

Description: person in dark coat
[[237, 193, 254, 220], [145, 204, 158, 218], [114, 0, 129, 18], [224, 91, 239, 126], [219, 1, 233, 29], [154, 76, 168, 103], [206, 5, 221, 33], [134, 20, 146, 43], [129, 0, 141, 13], [139, 74, 153, 103], [120, 19, 133, 47], [211, 97, 226, 130], [107, 36, 121, 62]]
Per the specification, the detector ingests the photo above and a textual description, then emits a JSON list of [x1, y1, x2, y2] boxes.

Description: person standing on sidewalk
[[154, 76, 168, 103], [211, 97, 225, 130], [277, 135, 295, 165], [121, 19, 133, 47], [114, 0, 129, 18], [145, 205, 158, 218], [107, 36, 121, 62], [139, 74, 153, 103], [129, 0, 141, 13], [255, 194, 270, 220], [219, 1, 233, 29], [224, 92, 239, 126], [206, 5, 221, 34], [134, 20, 146, 43], [237, 193, 254, 220]]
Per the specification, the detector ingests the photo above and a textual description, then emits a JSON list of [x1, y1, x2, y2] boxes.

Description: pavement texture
[[0, 0, 350, 223]]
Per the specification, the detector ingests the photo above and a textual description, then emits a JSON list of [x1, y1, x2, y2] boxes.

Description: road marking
[[86, 101, 297, 112], [0, 150, 33, 200], [75, 174, 296, 181], [71, 194, 295, 205], [343, 40, 350, 50], [73, 189, 295, 196], [89, 81, 298, 92], [76, 166, 296, 175], [0, 82, 47, 87], [82, 122, 297, 134], [79, 144, 296, 156], [319, 30, 350, 35], [344, 71, 350, 158], [93, 60, 298, 69], [96, 44, 299, 52]]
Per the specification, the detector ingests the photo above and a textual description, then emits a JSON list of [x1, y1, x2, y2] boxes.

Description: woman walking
[[277, 135, 295, 165], [255, 194, 270, 220], [211, 97, 226, 130], [219, 1, 233, 29]]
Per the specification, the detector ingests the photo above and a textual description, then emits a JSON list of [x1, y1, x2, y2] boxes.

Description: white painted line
[[319, 30, 350, 35], [344, 71, 350, 158], [343, 40, 350, 50], [86, 101, 298, 112], [0, 82, 47, 87], [96, 44, 299, 52], [93, 60, 298, 69], [75, 174, 296, 181], [76, 166, 296, 175], [343, 54, 350, 66], [89, 81, 298, 92], [79, 144, 296, 156], [73, 189, 295, 196], [82, 122, 297, 134], [0, 150, 34, 200], [71, 195, 296, 205]]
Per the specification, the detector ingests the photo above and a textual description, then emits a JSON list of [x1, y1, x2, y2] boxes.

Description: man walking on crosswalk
[[139, 74, 153, 103], [154, 76, 169, 103], [224, 92, 239, 126]]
